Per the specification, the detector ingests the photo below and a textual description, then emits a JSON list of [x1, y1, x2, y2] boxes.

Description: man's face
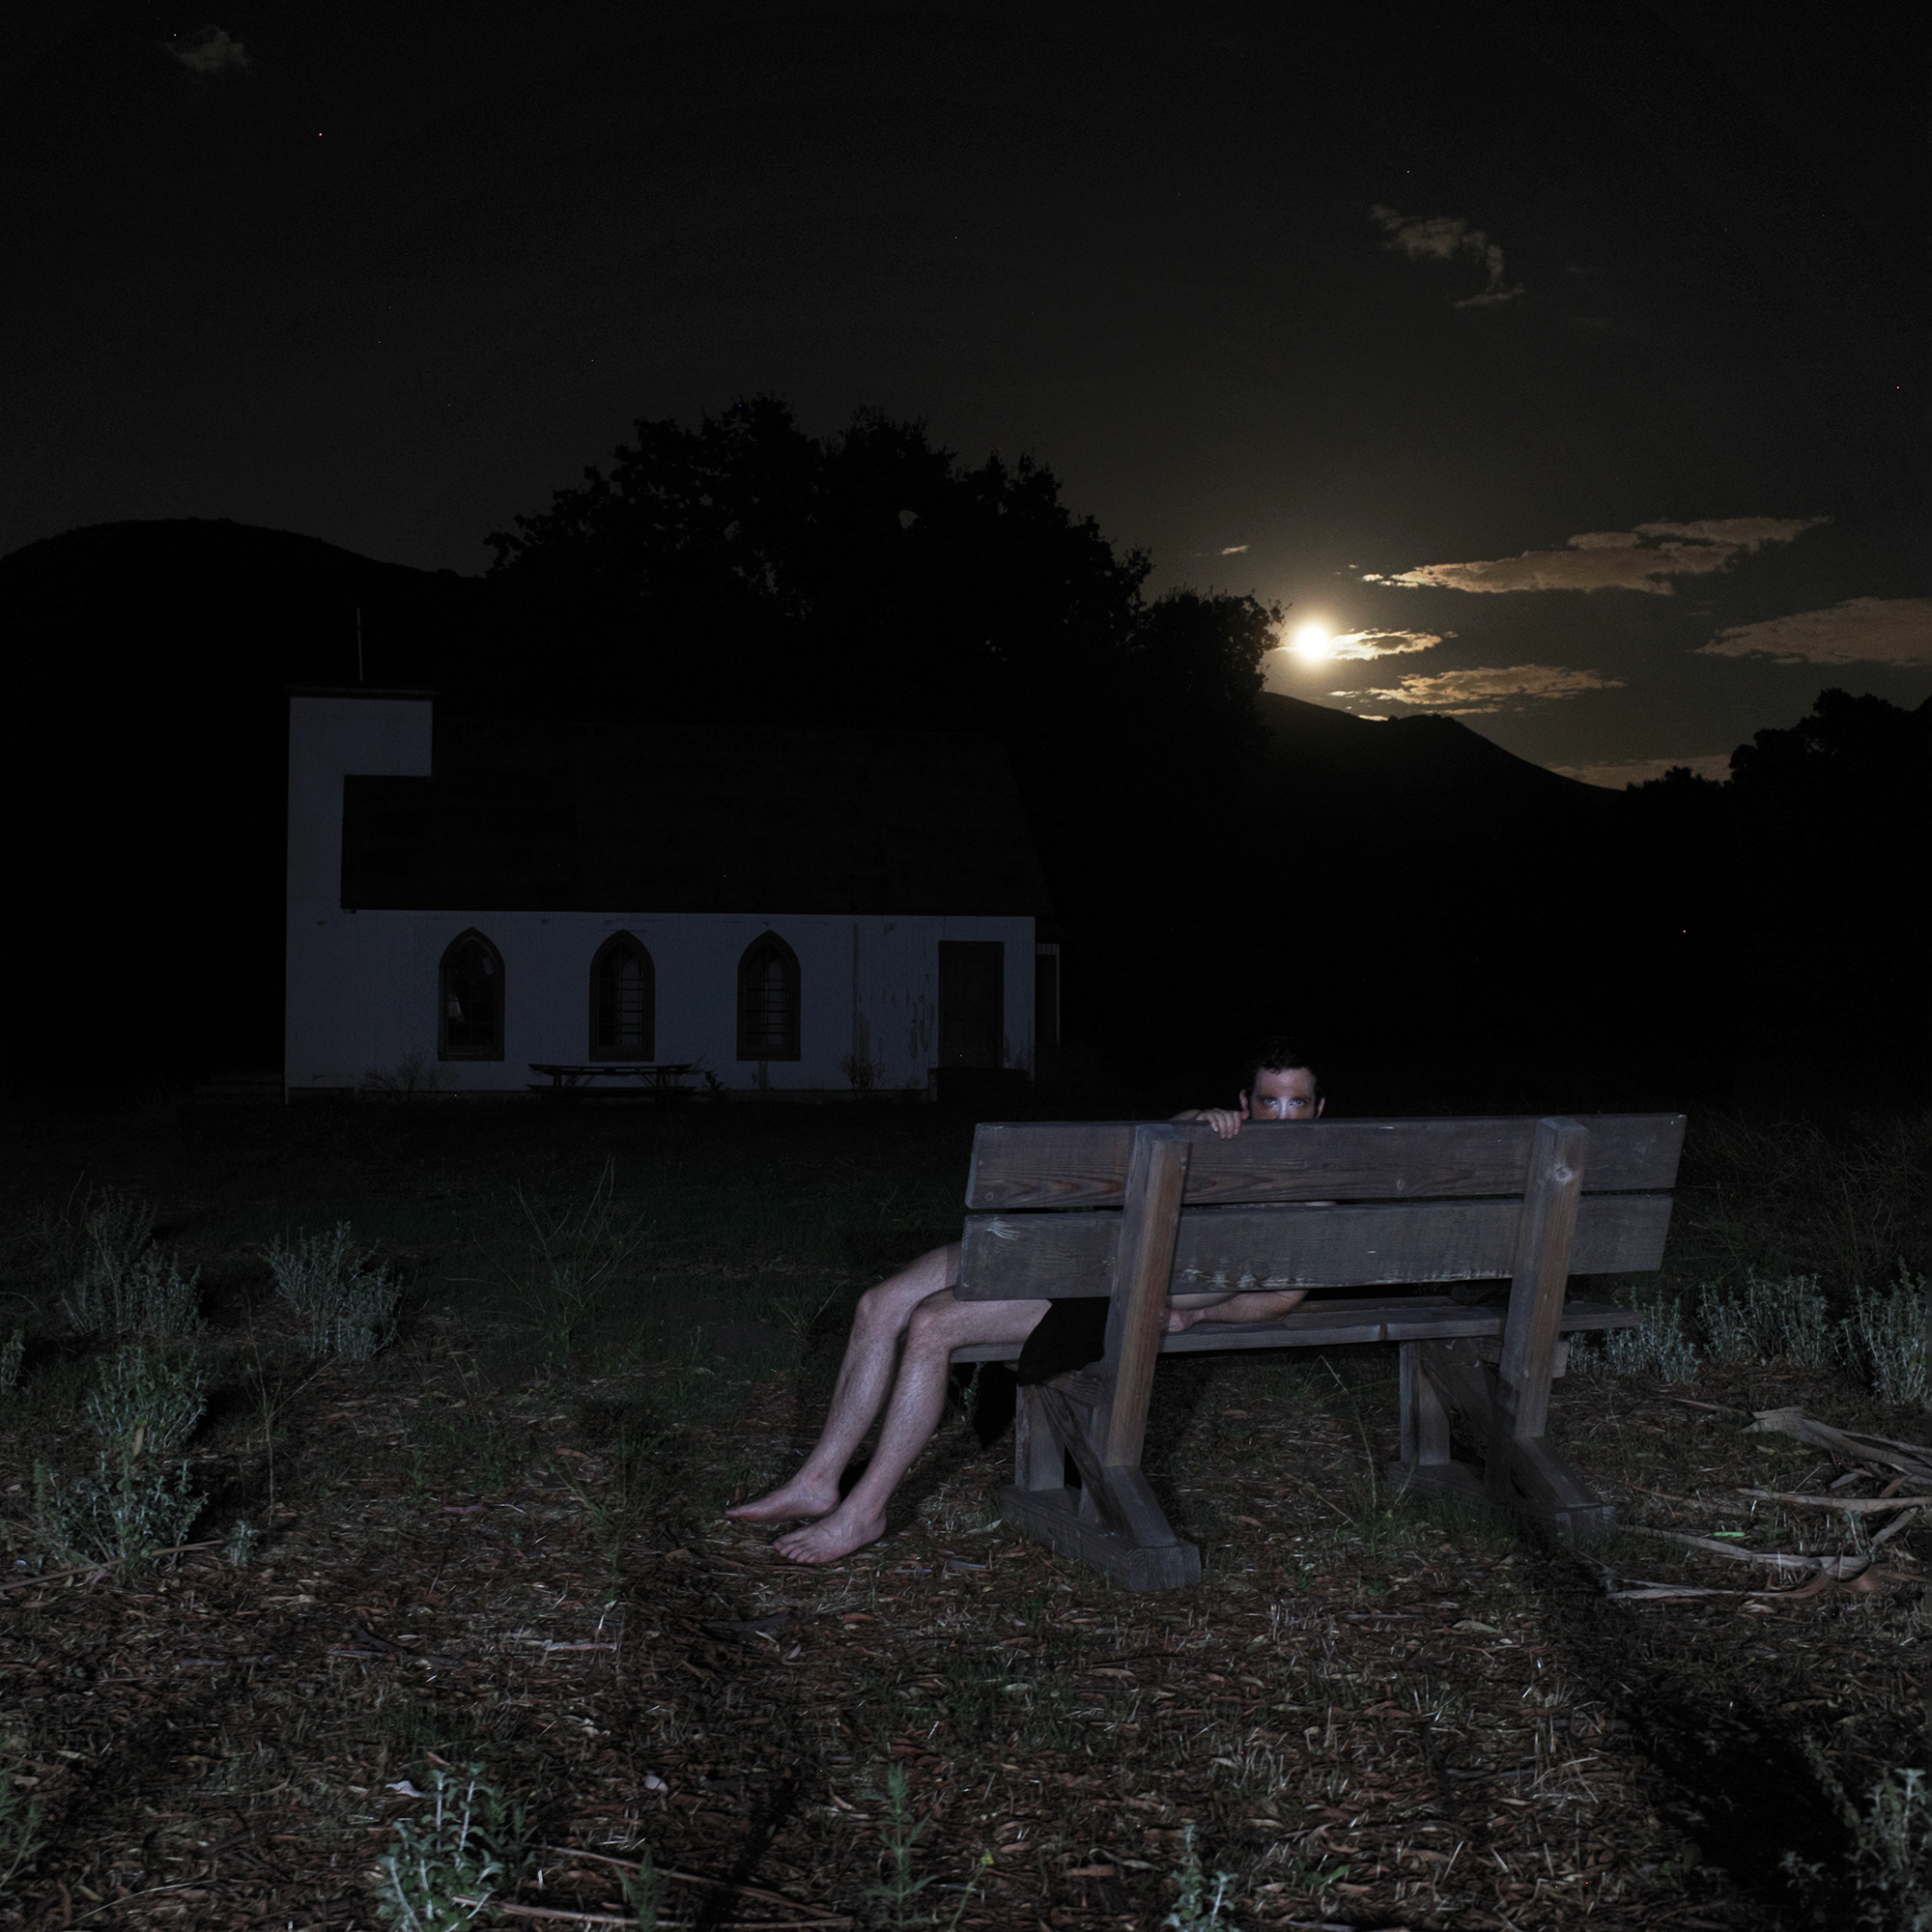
[[1243, 1065, 1322, 1121]]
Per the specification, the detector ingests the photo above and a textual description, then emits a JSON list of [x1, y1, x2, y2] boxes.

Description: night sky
[[6, 3, 1924, 784]]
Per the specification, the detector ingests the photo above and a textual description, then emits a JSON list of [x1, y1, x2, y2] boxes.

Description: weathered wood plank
[[963, 1113, 1685, 1211], [947, 1295, 1637, 1362], [1099, 1125, 1191, 1470], [955, 1192, 1673, 1300]]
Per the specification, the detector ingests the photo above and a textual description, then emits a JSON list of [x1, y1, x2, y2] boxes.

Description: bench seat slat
[[956, 1192, 1672, 1300], [949, 1295, 1639, 1363], [964, 1113, 1686, 1211]]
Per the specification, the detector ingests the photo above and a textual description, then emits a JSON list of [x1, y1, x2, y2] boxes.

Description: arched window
[[589, 932, 655, 1061], [439, 929, 504, 1061], [737, 932, 801, 1061]]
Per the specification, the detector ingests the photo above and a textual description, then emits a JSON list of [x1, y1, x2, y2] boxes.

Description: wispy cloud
[[1348, 664, 1623, 715], [1548, 753, 1732, 790], [165, 25, 251, 74], [1369, 205, 1523, 307], [1697, 596, 1932, 666], [1364, 516, 1826, 595], [1219, 543, 1249, 555], [1321, 628, 1442, 661]]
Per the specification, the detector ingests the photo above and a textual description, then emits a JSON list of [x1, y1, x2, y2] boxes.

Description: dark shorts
[[1013, 1297, 1109, 1386]]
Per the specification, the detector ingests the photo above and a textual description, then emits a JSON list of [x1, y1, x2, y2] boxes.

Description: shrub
[[363, 1052, 450, 1098], [269, 1223, 401, 1359], [1789, 1747, 1932, 1930], [1697, 1272, 1833, 1369], [506, 1160, 647, 1360], [1165, 1825, 1237, 1930], [375, 1763, 528, 1931], [1840, 1264, 1932, 1409], [0, 1328, 21, 1395], [32, 1345, 207, 1569], [1574, 1296, 1700, 1383], [1846, 1766, 1932, 1930], [58, 1188, 201, 1340], [81, 1188, 154, 1286]]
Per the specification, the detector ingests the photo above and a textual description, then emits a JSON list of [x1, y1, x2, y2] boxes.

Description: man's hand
[[1173, 1105, 1247, 1138]]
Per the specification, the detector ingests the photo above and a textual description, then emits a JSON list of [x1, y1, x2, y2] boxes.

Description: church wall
[[286, 908, 1034, 1094]]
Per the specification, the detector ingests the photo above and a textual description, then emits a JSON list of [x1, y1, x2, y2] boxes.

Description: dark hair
[[1246, 1037, 1320, 1094]]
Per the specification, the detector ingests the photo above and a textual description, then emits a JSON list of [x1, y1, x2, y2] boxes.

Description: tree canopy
[[485, 396, 1277, 753]]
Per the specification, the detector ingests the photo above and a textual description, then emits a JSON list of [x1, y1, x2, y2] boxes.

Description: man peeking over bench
[[724, 1038, 1324, 1565]]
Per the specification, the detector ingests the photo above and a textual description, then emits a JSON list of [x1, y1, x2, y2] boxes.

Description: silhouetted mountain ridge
[[4, 518, 483, 696], [1257, 690, 1610, 810]]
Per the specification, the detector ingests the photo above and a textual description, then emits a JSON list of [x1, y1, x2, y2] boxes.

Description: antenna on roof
[[355, 607, 364, 684]]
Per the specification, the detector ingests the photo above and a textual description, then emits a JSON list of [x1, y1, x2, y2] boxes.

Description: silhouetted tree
[[484, 396, 1193, 743], [1722, 689, 1929, 1091]]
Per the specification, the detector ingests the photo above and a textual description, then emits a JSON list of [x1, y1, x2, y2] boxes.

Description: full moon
[[1292, 622, 1331, 659]]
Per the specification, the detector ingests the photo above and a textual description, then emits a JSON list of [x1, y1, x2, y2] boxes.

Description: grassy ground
[[1, 1094, 1928, 1930]]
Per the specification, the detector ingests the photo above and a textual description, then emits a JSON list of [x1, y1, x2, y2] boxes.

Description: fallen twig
[[1869, 1511, 1923, 1551], [467, 1906, 848, 1929], [1638, 1530, 1832, 1577], [1740, 1489, 1932, 1514], [1606, 1582, 1745, 1601], [537, 1849, 847, 1918], [1755, 1566, 1922, 1603], [1747, 1407, 1932, 1485], [0, 1541, 221, 1593]]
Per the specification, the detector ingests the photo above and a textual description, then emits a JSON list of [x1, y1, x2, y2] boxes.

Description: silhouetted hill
[[3, 518, 483, 691], [1257, 691, 1610, 808]]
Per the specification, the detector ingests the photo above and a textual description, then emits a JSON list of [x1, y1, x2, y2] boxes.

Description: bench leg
[[996, 1128, 1204, 1591], [1399, 1341, 1452, 1469], [1013, 1384, 1066, 1492]]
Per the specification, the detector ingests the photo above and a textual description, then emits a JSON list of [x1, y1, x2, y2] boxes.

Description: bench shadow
[[691, 1771, 804, 1932], [1534, 1550, 1856, 1921]]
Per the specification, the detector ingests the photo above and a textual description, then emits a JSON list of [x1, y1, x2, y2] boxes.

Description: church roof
[[340, 715, 1057, 917]]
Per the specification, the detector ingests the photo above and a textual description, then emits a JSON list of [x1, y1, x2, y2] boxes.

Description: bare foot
[[771, 1504, 887, 1566], [724, 1478, 839, 1524]]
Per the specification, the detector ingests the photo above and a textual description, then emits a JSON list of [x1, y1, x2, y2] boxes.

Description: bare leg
[[724, 1245, 963, 1523], [772, 1290, 1048, 1565]]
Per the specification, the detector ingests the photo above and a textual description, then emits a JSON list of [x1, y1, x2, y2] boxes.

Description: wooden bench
[[948, 1113, 1684, 1590]]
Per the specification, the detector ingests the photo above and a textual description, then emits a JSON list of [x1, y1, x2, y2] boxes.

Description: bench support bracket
[[1389, 1335, 1616, 1544], [1385, 1120, 1617, 1544]]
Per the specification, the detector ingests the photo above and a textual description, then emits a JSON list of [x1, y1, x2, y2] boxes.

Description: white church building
[[285, 690, 1059, 1097]]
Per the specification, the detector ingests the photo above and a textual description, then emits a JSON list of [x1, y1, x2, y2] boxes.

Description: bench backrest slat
[[963, 1113, 1686, 1211], [955, 1191, 1673, 1301]]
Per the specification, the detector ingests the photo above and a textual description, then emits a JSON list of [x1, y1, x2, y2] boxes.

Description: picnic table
[[526, 1062, 697, 1097], [949, 1112, 1684, 1589]]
